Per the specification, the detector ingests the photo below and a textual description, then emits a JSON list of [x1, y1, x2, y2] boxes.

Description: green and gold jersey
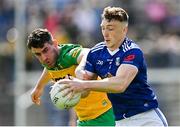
[[44, 44, 82, 70], [45, 44, 112, 121], [43, 44, 82, 81]]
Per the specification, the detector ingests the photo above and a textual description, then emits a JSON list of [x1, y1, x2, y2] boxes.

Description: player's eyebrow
[[106, 24, 114, 26], [101, 24, 114, 27], [41, 47, 48, 53]]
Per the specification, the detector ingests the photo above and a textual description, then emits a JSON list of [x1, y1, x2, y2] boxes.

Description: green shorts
[[77, 108, 115, 126]]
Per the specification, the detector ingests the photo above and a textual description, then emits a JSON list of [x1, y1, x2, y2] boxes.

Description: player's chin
[[105, 41, 111, 47], [46, 62, 55, 68], [106, 44, 112, 49]]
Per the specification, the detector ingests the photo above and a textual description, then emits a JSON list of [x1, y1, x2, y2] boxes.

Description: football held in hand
[[50, 82, 81, 110]]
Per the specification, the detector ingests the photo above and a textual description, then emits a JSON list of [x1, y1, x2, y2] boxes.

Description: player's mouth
[[105, 39, 110, 42], [45, 61, 54, 67], [105, 40, 111, 44]]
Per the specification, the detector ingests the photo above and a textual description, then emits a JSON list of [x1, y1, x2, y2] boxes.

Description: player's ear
[[53, 39, 58, 47], [124, 26, 128, 33]]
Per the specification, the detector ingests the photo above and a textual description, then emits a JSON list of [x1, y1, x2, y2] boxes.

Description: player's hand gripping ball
[[50, 82, 81, 110]]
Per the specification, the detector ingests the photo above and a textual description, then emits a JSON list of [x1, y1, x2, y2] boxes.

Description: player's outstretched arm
[[31, 68, 51, 105], [58, 64, 138, 94], [75, 48, 97, 98]]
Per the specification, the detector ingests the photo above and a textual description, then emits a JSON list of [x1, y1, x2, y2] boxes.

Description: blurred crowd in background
[[0, 0, 180, 125]]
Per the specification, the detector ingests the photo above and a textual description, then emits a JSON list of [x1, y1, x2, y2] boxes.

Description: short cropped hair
[[27, 28, 53, 49], [101, 6, 129, 25]]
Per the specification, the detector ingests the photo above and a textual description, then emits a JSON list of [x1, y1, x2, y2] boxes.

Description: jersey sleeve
[[122, 49, 144, 69], [84, 51, 96, 73], [66, 46, 82, 65]]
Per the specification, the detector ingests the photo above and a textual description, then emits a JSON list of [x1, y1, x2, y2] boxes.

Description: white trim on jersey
[[91, 42, 105, 53], [107, 48, 119, 56], [122, 41, 140, 52]]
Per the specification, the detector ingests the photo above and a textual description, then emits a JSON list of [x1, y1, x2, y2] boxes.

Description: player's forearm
[[76, 48, 90, 64], [83, 65, 138, 93], [35, 77, 49, 90], [83, 77, 127, 93], [68, 109, 77, 126], [75, 48, 89, 79], [35, 68, 51, 90]]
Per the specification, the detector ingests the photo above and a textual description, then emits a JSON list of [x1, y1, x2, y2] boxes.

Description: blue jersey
[[85, 37, 158, 120]]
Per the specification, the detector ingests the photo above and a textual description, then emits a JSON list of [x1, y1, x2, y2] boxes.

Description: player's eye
[[42, 47, 49, 53], [108, 27, 114, 31], [34, 53, 41, 56]]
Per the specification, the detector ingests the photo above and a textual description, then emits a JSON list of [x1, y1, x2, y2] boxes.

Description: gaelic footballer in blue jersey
[[59, 6, 168, 126]]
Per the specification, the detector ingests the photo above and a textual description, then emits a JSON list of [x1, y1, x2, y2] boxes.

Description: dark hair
[[101, 6, 129, 24], [27, 28, 53, 49]]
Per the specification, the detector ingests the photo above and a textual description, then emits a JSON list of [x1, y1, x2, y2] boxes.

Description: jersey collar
[[107, 48, 119, 56]]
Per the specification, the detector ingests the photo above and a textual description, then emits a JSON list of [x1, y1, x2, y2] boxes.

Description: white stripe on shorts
[[154, 108, 168, 126], [115, 108, 168, 126]]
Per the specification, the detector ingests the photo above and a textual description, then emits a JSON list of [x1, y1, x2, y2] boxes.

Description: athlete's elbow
[[117, 86, 127, 93], [111, 85, 127, 93], [119, 87, 127, 93], [116, 80, 130, 93]]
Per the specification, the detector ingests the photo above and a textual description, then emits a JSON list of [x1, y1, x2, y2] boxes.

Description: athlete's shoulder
[[121, 38, 141, 53], [59, 43, 82, 49], [90, 42, 106, 53], [59, 44, 82, 54]]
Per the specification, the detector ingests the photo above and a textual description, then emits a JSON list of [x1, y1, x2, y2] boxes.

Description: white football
[[50, 82, 81, 110]]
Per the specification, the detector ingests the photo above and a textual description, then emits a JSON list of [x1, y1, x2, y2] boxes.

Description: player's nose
[[41, 53, 48, 61]]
